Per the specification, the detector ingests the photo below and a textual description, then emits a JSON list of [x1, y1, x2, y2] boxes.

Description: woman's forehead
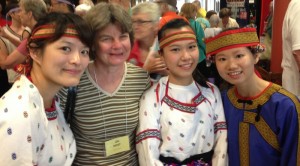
[[216, 47, 250, 56]]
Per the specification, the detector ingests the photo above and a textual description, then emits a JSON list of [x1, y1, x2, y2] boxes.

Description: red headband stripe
[[30, 24, 78, 40], [159, 31, 196, 49]]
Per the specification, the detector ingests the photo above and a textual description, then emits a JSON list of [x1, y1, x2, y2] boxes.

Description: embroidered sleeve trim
[[136, 129, 161, 144]]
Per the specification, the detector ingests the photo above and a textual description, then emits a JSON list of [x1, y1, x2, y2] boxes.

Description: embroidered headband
[[30, 24, 78, 40], [205, 28, 263, 57], [159, 31, 197, 49]]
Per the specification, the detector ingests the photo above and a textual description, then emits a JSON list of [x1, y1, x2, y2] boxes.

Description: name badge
[[105, 135, 130, 157]]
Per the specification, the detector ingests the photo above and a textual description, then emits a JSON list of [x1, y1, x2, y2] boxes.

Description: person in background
[[0, 1, 24, 46], [108, 0, 131, 13], [0, 2, 10, 96], [79, 0, 94, 6], [205, 10, 217, 20], [0, 12, 92, 165], [0, 1, 23, 88], [204, 14, 222, 38], [154, 0, 187, 29], [128, 1, 167, 81], [179, 3, 207, 79], [192, 0, 206, 18], [58, 3, 150, 165], [206, 27, 300, 166], [76, 0, 94, 16], [0, 0, 46, 81], [136, 18, 227, 166], [49, 0, 75, 13], [75, 3, 92, 17], [193, 0, 209, 30], [260, 0, 273, 60], [218, 7, 239, 30], [0, 0, 47, 74], [282, 0, 300, 98]]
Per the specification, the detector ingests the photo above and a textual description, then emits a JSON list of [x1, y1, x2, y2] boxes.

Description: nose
[[181, 49, 192, 61], [112, 39, 122, 49], [70, 52, 81, 65], [227, 58, 238, 69]]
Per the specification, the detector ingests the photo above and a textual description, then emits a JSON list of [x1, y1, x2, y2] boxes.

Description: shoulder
[[126, 62, 150, 87], [273, 84, 300, 106], [142, 77, 167, 101], [126, 62, 148, 76], [0, 76, 44, 122], [200, 82, 222, 98]]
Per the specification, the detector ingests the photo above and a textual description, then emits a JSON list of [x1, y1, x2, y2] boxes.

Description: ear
[[27, 11, 33, 19], [253, 53, 260, 64], [29, 49, 42, 66], [153, 22, 160, 32]]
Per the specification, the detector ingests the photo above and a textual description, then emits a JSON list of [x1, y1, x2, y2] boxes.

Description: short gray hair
[[131, 2, 161, 23], [209, 14, 220, 27], [19, 0, 47, 21]]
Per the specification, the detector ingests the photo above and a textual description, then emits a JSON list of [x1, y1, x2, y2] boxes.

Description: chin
[[63, 79, 80, 87]]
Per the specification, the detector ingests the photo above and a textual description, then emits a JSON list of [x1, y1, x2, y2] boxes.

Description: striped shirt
[[59, 63, 150, 165]]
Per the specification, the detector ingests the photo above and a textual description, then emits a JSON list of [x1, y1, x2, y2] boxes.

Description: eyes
[[169, 43, 198, 53], [99, 34, 130, 43], [216, 53, 245, 62], [60, 46, 90, 56]]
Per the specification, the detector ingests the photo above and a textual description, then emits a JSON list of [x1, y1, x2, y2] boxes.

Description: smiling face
[[93, 23, 131, 67], [30, 36, 90, 88], [131, 12, 158, 41], [215, 47, 259, 86], [160, 26, 199, 85]]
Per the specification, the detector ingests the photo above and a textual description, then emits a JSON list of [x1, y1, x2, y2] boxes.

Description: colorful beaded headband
[[30, 24, 78, 40], [159, 31, 197, 49], [205, 28, 261, 57]]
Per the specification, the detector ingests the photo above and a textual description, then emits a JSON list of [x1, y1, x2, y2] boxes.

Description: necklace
[[92, 64, 128, 139]]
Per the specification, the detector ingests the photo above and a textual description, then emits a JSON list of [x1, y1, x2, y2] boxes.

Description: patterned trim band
[[30, 24, 78, 40], [205, 28, 259, 57], [159, 31, 196, 49]]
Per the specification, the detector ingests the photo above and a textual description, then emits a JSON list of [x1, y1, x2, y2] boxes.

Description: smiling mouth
[[64, 69, 82, 75], [179, 63, 193, 69], [110, 52, 123, 56], [228, 71, 242, 76]]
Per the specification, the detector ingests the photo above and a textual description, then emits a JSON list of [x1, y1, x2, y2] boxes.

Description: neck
[[28, 19, 37, 29], [235, 75, 270, 97], [168, 76, 194, 86], [139, 36, 155, 50], [90, 61, 125, 93], [10, 20, 24, 35], [30, 67, 60, 108]]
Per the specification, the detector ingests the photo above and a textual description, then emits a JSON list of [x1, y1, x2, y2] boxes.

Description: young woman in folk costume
[[0, 12, 92, 165], [206, 27, 300, 166], [136, 18, 228, 166]]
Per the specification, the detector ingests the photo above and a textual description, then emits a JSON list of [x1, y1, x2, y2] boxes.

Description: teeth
[[229, 71, 241, 75], [181, 64, 192, 68]]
